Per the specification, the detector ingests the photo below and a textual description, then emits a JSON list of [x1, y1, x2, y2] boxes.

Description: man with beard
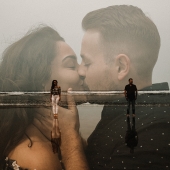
[[78, 5, 170, 170]]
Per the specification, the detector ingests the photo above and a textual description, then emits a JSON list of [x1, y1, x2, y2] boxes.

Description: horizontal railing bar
[[1, 103, 170, 107], [0, 90, 170, 96]]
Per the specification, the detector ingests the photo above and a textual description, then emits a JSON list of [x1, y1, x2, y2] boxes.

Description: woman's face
[[45, 41, 84, 91], [53, 81, 57, 86]]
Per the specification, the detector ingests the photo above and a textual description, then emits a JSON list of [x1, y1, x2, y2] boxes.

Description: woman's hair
[[0, 25, 64, 91], [0, 25, 64, 166], [51, 80, 58, 90]]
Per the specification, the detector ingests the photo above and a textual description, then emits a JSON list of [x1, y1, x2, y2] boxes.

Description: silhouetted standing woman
[[50, 80, 61, 153], [51, 80, 61, 116]]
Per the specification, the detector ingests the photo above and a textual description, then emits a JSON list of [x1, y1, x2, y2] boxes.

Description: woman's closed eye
[[67, 62, 76, 69], [62, 55, 78, 70], [84, 62, 91, 68], [63, 60, 77, 70]]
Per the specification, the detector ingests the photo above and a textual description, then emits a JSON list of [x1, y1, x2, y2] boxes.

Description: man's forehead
[[81, 30, 104, 58], [82, 30, 102, 43]]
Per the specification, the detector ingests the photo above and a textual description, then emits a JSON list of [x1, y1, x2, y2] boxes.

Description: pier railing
[[0, 91, 170, 107]]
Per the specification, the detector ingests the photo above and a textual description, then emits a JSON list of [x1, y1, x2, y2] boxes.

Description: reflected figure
[[125, 116, 138, 153]]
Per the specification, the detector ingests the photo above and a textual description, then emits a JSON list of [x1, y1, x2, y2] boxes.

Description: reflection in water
[[0, 92, 170, 169], [125, 116, 138, 153]]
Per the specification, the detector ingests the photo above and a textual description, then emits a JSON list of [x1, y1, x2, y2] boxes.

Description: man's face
[[129, 79, 133, 84], [78, 30, 118, 91]]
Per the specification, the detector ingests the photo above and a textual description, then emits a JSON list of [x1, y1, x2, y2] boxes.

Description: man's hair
[[129, 78, 133, 82], [82, 5, 161, 77]]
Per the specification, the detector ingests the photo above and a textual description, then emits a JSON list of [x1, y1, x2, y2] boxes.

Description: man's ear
[[115, 54, 130, 80]]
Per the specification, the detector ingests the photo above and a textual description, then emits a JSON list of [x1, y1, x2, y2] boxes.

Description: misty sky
[[0, 0, 170, 86]]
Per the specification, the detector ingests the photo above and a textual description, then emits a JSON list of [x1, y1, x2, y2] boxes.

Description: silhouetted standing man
[[124, 78, 137, 117]]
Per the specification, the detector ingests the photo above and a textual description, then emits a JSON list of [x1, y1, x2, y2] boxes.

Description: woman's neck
[[28, 108, 53, 141]]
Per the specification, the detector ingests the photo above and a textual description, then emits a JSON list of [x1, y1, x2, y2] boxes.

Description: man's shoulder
[[124, 84, 129, 90]]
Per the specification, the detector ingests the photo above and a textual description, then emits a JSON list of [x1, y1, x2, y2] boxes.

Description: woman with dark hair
[[50, 79, 61, 153], [51, 80, 61, 116], [0, 26, 88, 170]]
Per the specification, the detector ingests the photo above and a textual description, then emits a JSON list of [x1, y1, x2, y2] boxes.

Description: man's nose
[[78, 63, 86, 80]]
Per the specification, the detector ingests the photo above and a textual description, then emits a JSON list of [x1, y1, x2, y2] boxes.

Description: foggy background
[[0, 0, 170, 86]]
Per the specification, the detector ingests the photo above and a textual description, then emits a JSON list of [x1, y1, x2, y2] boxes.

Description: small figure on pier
[[124, 78, 138, 117], [50, 80, 61, 153]]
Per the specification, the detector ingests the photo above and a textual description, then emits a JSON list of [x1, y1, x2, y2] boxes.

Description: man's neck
[[137, 81, 152, 90]]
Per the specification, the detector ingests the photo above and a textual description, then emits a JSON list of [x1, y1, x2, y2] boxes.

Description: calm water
[[1, 92, 170, 169]]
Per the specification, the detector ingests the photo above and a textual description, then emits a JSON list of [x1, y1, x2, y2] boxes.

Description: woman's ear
[[115, 54, 130, 80]]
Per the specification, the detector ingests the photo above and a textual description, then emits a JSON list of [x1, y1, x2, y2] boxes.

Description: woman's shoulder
[[8, 139, 61, 170], [7, 126, 62, 170]]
